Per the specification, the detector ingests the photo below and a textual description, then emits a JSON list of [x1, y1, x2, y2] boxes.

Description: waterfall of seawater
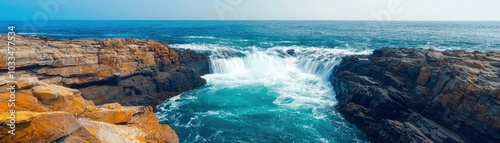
[[155, 44, 372, 143]]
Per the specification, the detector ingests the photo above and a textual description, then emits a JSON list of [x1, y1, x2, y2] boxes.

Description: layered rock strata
[[0, 76, 178, 143], [332, 48, 500, 143], [0, 36, 209, 106], [0, 36, 211, 142]]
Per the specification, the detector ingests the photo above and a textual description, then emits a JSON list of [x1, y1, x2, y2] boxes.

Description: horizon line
[[2, 19, 500, 22]]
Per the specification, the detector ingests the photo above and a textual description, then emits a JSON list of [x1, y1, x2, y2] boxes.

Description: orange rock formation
[[0, 76, 178, 143]]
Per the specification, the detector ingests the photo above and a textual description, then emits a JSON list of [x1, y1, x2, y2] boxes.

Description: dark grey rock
[[331, 47, 500, 143]]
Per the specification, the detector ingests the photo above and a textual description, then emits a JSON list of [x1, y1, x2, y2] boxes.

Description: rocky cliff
[[0, 75, 178, 143], [0, 36, 210, 142], [332, 48, 500, 143], [0, 36, 209, 106]]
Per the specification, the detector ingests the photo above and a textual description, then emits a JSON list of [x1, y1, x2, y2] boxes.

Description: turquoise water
[[156, 47, 370, 142], [4, 21, 500, 142]]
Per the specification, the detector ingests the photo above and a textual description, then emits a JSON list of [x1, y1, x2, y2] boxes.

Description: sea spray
[[155, 44, 371, 142], [172, 44, 373, 80]]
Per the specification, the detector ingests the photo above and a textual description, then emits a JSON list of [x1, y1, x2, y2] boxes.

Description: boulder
[[0, 76, 178, 143]]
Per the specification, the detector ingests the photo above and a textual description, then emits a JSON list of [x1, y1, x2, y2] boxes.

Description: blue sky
[[1, 0, 500, 21]]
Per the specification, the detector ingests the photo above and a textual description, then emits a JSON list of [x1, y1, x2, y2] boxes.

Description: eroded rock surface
[[0, 36, 209, 106], [0, 76, 178, 143], [332, 48, 500, 143]]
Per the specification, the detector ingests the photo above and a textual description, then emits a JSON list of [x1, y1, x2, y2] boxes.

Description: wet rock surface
[[332, 48, 500, 143], [0, 36, 210, 106]]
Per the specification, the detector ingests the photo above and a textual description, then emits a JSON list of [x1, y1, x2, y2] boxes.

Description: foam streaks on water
[[156, 44, 371, 143]]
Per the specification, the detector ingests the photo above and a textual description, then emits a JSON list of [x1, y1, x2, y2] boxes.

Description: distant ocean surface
[[4, 21, 500, 143], [3, 21, 500, 51]]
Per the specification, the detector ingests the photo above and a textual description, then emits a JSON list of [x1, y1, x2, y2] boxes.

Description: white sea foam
[[171, 44, 244, 56], [171, 44, 373, 109], [157, 43, 373, 142], [18, 32, 66, 36], [185, 36, 217, 39], [175, 44, 373, 110], [163, 44, 374, 114]]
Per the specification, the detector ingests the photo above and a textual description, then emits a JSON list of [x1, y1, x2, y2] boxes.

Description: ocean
[[3, 21, 500, 143]]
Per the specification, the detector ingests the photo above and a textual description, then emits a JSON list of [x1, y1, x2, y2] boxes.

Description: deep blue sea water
[[2, 21, 500, 143]]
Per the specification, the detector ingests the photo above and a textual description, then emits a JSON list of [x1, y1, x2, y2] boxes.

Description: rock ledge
[[332, 48, 500, 143], [0, 36, 210, 106], [0, 76, 178, 143]]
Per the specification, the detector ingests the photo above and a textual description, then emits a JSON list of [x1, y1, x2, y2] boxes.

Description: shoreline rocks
[[331, 48, 500, 143], [0, 36, 210, 106], [0, 36, 210, 142], [0, 76, 178, 143], [5, 35, 499, 142]]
